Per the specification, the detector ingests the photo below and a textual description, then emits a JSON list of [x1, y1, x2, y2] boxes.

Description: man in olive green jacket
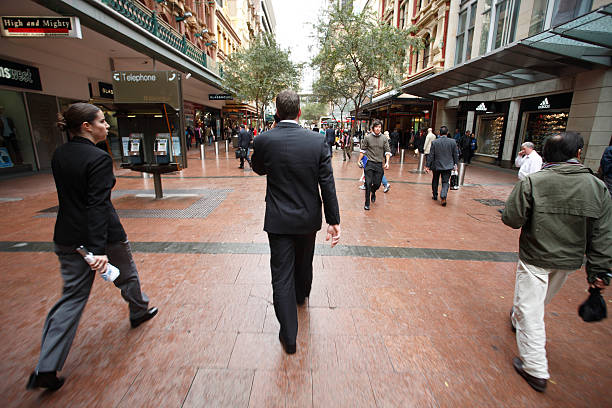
[[502, 132, 612, 393]]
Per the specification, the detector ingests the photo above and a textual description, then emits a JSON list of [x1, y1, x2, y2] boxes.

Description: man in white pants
[[514, 142, 542, 180], [502, 132, 612, 392]]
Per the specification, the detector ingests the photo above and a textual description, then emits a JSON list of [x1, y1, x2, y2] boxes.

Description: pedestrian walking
[[252, 90, 340, 354], [514, 142, 543, 180], [185, 126, 193, 150], [390, 128, 400, 156], [342, 130, 352, 161], [502, 131, 612, 393], [195, 123, 203, 147], [358, 120, 391, 211], [325, 125, 336, 157], [237, 123, 252, 169], [460, 130, 477, 164], [423, 127, 437, 163], [597, 135, 612, 197], [205, 125, 214, 145], [425, 126, 458, 206], [26, 103, 157, 392]]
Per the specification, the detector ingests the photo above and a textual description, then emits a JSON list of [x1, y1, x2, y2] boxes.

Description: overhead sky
[[270, 0, 328, 94]]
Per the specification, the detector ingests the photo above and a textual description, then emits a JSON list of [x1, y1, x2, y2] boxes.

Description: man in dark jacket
[[325, 125, 336, 157], [252, 90, 340, 354], [426, 126, 458, 206], [237, 124, 252, 169], [502, 132, 612, 393]]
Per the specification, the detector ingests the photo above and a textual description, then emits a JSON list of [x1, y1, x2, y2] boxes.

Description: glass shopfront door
[[0, 89, 36, 171], [476, 114, 505, 157]]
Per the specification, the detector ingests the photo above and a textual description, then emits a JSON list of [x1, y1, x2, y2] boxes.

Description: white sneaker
[[359, 184, 366, 190], [383, 183, 390, 193]]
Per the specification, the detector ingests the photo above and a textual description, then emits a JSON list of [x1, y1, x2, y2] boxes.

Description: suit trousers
[[365, 161, 383, 206], [511, 260, 571, 379], [267, 232, 317, 345], [36, 241, 149, 372], [432, 169, 451, 199], [239, 147, 251, 167]]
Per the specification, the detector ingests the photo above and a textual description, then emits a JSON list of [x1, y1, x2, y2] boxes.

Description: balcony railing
[[102, 0, 221, 77]]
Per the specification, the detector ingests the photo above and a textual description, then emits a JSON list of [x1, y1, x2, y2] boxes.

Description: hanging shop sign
[[0, 16, 82, 39], [520, 93, 573, 112], [0, 58, 42, 91], [209, 94, 233, 100], [112, 71, 181, 109], [98, 81, 114, 99]]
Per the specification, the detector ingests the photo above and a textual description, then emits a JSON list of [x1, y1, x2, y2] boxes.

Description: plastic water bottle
[[76, 245, 120, 282]]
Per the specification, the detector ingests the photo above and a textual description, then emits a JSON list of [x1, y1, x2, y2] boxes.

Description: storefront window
[[0, 90, 35, 171], [476, 115, 504, 157], [523, 111, 569, 154], [529, 0, 548, 35]]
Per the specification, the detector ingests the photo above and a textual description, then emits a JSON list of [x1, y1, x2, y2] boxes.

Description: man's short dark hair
[[240, 123, 245, 129], [276, 90, 300, 120], [542, 131, 584, 162], [372, 120, 382, 129], [439, 126, 448, 136]]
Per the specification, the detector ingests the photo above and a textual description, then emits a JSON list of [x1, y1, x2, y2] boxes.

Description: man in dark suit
[[325, 125, 336, 157], [426, 125, 458, 206], [252, 90, 341, 354], [237, 123, 252, 168]]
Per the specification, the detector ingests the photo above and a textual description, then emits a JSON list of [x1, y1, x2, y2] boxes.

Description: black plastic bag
[[578, 287, 607, 322]]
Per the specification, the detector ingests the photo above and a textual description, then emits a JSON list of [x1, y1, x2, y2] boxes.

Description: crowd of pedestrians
[[24, 92, 611, 398]]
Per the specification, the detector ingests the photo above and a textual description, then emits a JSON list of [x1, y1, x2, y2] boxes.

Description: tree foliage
[[221, 34, 302, 125], [300, 102, 329, 126], [311, 4, 421, 133]]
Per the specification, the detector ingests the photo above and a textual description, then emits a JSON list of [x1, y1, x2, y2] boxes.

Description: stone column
[[501, 99, 521, 167], [566, 68, 612, 171]]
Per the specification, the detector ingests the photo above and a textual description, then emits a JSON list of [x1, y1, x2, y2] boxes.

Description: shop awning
[[401, 5, 612, 100]]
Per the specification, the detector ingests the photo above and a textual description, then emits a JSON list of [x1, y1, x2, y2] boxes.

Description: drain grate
[[474, 198, 506, 207]]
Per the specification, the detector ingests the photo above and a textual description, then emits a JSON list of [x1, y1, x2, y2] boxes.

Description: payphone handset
[[154, 134, 170, 164], [128, 133, 144, 164]]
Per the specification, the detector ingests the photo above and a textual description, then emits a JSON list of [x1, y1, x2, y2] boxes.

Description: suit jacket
[[325, 128, 336, 146], [238, 128, 251, 148], [52, 137, 126, 254], [427, 136, 459, 171], [252, 122, 340, 234]]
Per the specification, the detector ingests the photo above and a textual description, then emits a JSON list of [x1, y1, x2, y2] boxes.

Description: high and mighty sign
[[0, 16, 82, 39], [112, 71, 181, 109], [209, 94, 233, 100]]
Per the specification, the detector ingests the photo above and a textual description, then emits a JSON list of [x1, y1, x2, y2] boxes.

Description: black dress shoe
[[364, 205, 370, 211], [279, 333, 296, 355], [513, 357, 547, 392], [371, 192, 376, 203], [441, 197, 447, 206], [26, 371, 64, 391], [432, 195, 437, 200], [130, 307, 158, 328]]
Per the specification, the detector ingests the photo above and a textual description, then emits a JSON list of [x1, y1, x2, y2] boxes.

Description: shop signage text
[[0, 16, 82, 39], [538, 98, 550, 109], [209, 94, 233, 100], [0, 58, 42, 91], [112, 71, 181, 109], [476, 103, 487, 111], [99, 82, 114, 98]]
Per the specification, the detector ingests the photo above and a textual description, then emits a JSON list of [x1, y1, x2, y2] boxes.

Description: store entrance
[[521, 110, 569, 154]]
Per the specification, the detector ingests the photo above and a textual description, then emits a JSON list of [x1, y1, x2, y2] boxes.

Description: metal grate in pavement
[[474, 198, 506, 207], [37, 189, 232, 219]]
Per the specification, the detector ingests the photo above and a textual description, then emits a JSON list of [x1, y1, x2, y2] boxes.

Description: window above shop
[[479, 0, 521, 55], [529, 0, 593, 36], [455, 0, 478, 65]]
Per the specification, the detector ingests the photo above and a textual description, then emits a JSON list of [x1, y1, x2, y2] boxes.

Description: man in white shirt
[[515, 142, 543, 180]]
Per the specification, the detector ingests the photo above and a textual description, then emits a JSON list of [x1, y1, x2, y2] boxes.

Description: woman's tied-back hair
[[56, 102, 101, 136]]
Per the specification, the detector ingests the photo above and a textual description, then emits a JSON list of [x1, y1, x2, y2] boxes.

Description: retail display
[[477, 115, 504, 156], [523, 112, 569, 154]]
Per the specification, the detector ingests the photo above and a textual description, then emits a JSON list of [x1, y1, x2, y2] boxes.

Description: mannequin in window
[[0, 106, 22, 164]]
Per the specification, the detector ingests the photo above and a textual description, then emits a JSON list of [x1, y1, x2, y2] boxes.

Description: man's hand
[[326, 224, 341, 248], [589, 277, 607, 293], [425, 167, 430, 174], [90, 255, 108, 274], [384, 161, 389, 170]]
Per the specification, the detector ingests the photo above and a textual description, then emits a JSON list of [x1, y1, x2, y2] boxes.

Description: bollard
[[200, 144, 205, 160], [400, 149, 405, 164], [214, 141, 219, 156], [458, 161, 467, 186], [225, 139, 229, 152], [416, 153, 426, 173], [153, 173, 163, 199]]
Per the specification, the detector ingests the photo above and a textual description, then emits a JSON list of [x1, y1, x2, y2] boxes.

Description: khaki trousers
[[511, 259, 572, 379]]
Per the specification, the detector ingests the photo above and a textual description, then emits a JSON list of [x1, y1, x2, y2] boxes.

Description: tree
[[311, 4, 420, 134], [301, 102, 329, 126], [221, 34, 302, 127]]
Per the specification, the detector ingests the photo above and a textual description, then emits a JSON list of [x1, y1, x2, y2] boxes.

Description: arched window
[[422, 34, 430, 68]]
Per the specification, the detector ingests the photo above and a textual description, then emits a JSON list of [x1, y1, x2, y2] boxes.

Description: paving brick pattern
[[0, 145, 610, 407]]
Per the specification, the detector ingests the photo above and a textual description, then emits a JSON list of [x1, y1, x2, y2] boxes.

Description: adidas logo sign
[[476, 103, 487, 111], [538, 98, 550, 109]]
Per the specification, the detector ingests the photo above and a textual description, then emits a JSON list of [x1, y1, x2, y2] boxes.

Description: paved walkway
[[0, 145, 610, 407]]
